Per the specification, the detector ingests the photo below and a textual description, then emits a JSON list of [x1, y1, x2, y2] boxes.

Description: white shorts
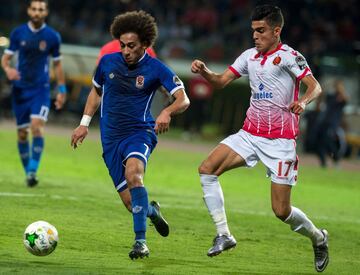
[[221, 129, 299, 185]]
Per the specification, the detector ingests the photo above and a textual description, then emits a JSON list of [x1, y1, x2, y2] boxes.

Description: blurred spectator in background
[[316, 79, 348, 167], [183, 74, 213, 139]]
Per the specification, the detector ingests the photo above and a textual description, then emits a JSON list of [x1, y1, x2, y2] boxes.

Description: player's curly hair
[[251, 5, 284, 28], [110, 10, 158, 47]]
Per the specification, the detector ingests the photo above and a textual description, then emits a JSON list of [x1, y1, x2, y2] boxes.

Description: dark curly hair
[[251, 5, 284, 28], [110, 10, 158, 47]]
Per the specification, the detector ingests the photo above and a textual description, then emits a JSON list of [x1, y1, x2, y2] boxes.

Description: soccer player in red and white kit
[[191, 5, 328, 272]]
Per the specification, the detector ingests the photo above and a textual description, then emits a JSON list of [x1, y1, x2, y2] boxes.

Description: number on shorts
[[277, 161, 293, 177]]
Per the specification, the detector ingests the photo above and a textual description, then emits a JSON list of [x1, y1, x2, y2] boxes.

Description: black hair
[[110, 10, 158, 47], [251, 5, 284, 28]]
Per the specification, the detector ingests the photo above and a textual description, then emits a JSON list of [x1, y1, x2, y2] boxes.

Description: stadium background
[[0, 0, 359, 144]]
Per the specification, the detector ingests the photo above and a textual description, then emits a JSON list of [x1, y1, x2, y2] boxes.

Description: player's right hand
[[191, 59, 205, 74], [71, 126, 88, 149], [5, 67, 20, 81]]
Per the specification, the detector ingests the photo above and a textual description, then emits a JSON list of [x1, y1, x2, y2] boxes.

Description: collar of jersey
[[27, 22, 46, 33], [254, 42, 283, 58]]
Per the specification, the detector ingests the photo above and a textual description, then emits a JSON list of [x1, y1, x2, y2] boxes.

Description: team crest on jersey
[[273, 56, 281, 65], [295, 56, 306, 70], [136, 75, 145, 89], [109, 73, 114, 79], [21, 41, 26, 46], [39, 41, 47, 51]]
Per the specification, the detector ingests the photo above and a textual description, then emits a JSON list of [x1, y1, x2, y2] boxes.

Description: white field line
[[1, 191, 359, 225]]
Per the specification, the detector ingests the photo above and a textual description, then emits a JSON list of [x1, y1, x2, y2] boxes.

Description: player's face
[[120, 33, 147, 65], [27, 1, 48, 27], [252, 20, 281, 54]]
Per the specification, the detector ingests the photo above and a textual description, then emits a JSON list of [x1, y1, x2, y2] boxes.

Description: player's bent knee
[[198, 161, 215, 175], [17, 129, 28, 142], [272, 206, 291, 221]]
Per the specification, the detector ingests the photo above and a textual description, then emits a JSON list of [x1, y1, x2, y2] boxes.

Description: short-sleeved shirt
[[229, 43, 312, 139], [5, 22, 62, 89], [93, 52, 184, 144]]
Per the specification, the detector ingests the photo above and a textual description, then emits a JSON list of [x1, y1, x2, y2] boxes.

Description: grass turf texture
[[0, 128, 359, 274]]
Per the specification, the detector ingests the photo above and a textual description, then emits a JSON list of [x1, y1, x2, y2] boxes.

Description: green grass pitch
[[0, 128, 359, 274]]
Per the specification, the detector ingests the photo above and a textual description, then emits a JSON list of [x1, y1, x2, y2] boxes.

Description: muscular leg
[[118, 189, 132, 212], [28, 118, 45, 174], [199, 144, 246, 236], [271, 182, 323, 245], [17, 127, 30, 173]]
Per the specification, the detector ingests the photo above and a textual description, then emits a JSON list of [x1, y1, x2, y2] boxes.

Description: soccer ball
[[23, 221, 58, 256]]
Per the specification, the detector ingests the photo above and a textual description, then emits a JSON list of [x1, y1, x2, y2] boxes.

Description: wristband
[[58, 84, 67, 94], [80, 115, 92, 127]]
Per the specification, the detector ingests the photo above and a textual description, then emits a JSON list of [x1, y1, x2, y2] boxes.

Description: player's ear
[[274, 26, 281, 38]]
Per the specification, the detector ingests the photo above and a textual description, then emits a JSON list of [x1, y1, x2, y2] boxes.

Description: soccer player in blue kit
[[1, 0, 67, 187], [71, 10, 190, 259]]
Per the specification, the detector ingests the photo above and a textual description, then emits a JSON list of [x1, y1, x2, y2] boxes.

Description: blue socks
[[18, 141, 30, 173], [27, 136, 44, 174], [147, 203, 155, 217], [130, 186, 149, 241]]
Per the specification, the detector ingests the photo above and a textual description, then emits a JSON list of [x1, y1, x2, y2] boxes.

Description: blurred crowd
[[1, 0, 359, 66]]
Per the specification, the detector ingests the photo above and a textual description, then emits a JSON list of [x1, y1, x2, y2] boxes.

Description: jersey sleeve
[[286, 51, 312, 80], [92, 58, 105, 88], [229, 49, 251, 77], [157, 62, 185, 95], [5, 29, 20, 55], [51, 32, 62, 61]]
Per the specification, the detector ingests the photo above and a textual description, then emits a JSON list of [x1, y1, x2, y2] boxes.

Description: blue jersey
[[93, 52, 185, 144], [5, 22, 62, 89]]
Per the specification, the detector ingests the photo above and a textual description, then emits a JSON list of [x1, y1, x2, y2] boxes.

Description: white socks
[[200, 174, 230, 236], [285, 206, 324, 245]]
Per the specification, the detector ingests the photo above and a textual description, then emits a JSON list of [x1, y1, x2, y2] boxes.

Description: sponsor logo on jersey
[[109, 73, 114, 79], [295, 56, 307, 70], [39, 41, 47, 51], [273, 56, 281, 65], [253, 83, 273, 100], [136, 75, 145, 88], [291, 51, 298, 56]]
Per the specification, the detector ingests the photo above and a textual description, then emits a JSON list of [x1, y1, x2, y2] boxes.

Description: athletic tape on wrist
[[80, 115, 92, 127]]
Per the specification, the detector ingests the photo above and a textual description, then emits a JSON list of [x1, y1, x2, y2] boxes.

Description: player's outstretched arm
[[155, 88, 190, 135], [1, 53, 20, 81], [71, 87, 101, 149], [191, 59, 237, 89], [289, 75, 322, 115], [53, 60, 67, 110]]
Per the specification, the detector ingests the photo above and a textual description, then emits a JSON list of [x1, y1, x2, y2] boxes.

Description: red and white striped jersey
[[229, 43, 311, 139]]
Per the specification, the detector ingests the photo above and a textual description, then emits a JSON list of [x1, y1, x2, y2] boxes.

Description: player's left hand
[[155, 110, 171, 134], [55, 93, 66, 110], [289, 101, 306, 114]]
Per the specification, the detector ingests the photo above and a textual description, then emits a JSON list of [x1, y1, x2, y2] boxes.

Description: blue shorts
[[102, 130, 157, 192], [11, 86, 51, 128]]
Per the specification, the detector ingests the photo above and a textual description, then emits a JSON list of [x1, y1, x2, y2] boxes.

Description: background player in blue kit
[[71, 10, 190, 259], [1, 0, 67, 187]]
